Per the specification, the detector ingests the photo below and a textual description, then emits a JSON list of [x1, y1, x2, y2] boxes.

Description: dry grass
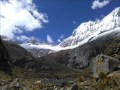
[[0, 71, 11, 81]]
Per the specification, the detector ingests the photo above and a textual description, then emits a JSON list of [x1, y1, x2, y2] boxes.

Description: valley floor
[[0, 67, 120, 90]]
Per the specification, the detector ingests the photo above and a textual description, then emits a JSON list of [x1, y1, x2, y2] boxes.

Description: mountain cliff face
[[42, 37, 115, 69], [60, 7, 120, 47]]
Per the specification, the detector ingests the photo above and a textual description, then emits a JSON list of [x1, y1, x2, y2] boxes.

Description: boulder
[[91, 54, 119, 77], [67, 83, 78, 90]]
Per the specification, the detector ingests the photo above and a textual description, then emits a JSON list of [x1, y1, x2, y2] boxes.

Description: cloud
[[72, 21, 78, 25], [58, 39, 61, 43], [73, 21, 77, 25], [16, 35, 30, 41], [47, 34, 54, 43], [0, 0, 48, 39], [100, 14, 105, 18], [16, 35, 39, 43], [58, 34, 64, 43], [91, 0, 111, 9]]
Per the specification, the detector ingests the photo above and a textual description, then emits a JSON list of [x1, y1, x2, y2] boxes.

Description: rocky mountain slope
[[0, 36, 120, 90], [1, 38, 74, 75], [2, 33, 119, 73], [0, 37, 79, 90], [41, 37, 117, 69]]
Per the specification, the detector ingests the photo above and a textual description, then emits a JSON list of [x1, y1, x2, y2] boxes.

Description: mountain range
[[1, 7, 120, 69]]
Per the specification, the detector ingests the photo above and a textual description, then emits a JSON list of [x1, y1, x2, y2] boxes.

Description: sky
[[0, 0, 120, 44]]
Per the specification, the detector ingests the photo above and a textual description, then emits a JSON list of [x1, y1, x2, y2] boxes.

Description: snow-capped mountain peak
[[111, 7, 120, 17], [59, 7, 120, 47]]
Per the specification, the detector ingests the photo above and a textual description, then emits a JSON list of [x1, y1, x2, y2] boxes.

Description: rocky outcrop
[[68, 44, 100, 69], [104, 38, 120, 60], [91, 54, 119, 77]]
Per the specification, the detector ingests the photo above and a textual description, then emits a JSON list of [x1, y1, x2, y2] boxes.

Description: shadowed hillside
[[0, 37, 12, 74]]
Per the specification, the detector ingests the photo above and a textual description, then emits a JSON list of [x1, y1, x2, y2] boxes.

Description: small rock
[[0, 80, 6, 86], [67, 83, 78, 90]]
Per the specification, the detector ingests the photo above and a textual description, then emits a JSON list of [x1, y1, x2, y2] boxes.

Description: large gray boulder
[[91, 54, 119, 77]]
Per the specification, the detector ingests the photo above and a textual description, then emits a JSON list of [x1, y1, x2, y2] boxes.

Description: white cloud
[[72, 21, 78, 25], [73, 21, 76, 25], [58, 34, 64, 43], [91, 0, 111, 9], [100, 14, 105, 18], [47, 34, 54, 43], [16, 35, 39, 42], [16, 35, 30, 41], [0, 0, 48, 40]]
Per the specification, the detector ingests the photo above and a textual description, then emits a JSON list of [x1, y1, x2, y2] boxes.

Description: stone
[[67, 83, 78, 90], [91, 54, 119, 77], [0, 80, 6, 86]]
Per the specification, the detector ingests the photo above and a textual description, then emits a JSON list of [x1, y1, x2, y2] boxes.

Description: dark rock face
[[91, 54, 119, 77], [68, 44, 100, 69], [2, 41, 41, 71], [2, 41, 32, 64], [67, 37, 112, 69], [2, 41, 39, 71], [0, 37, 11, 74]]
